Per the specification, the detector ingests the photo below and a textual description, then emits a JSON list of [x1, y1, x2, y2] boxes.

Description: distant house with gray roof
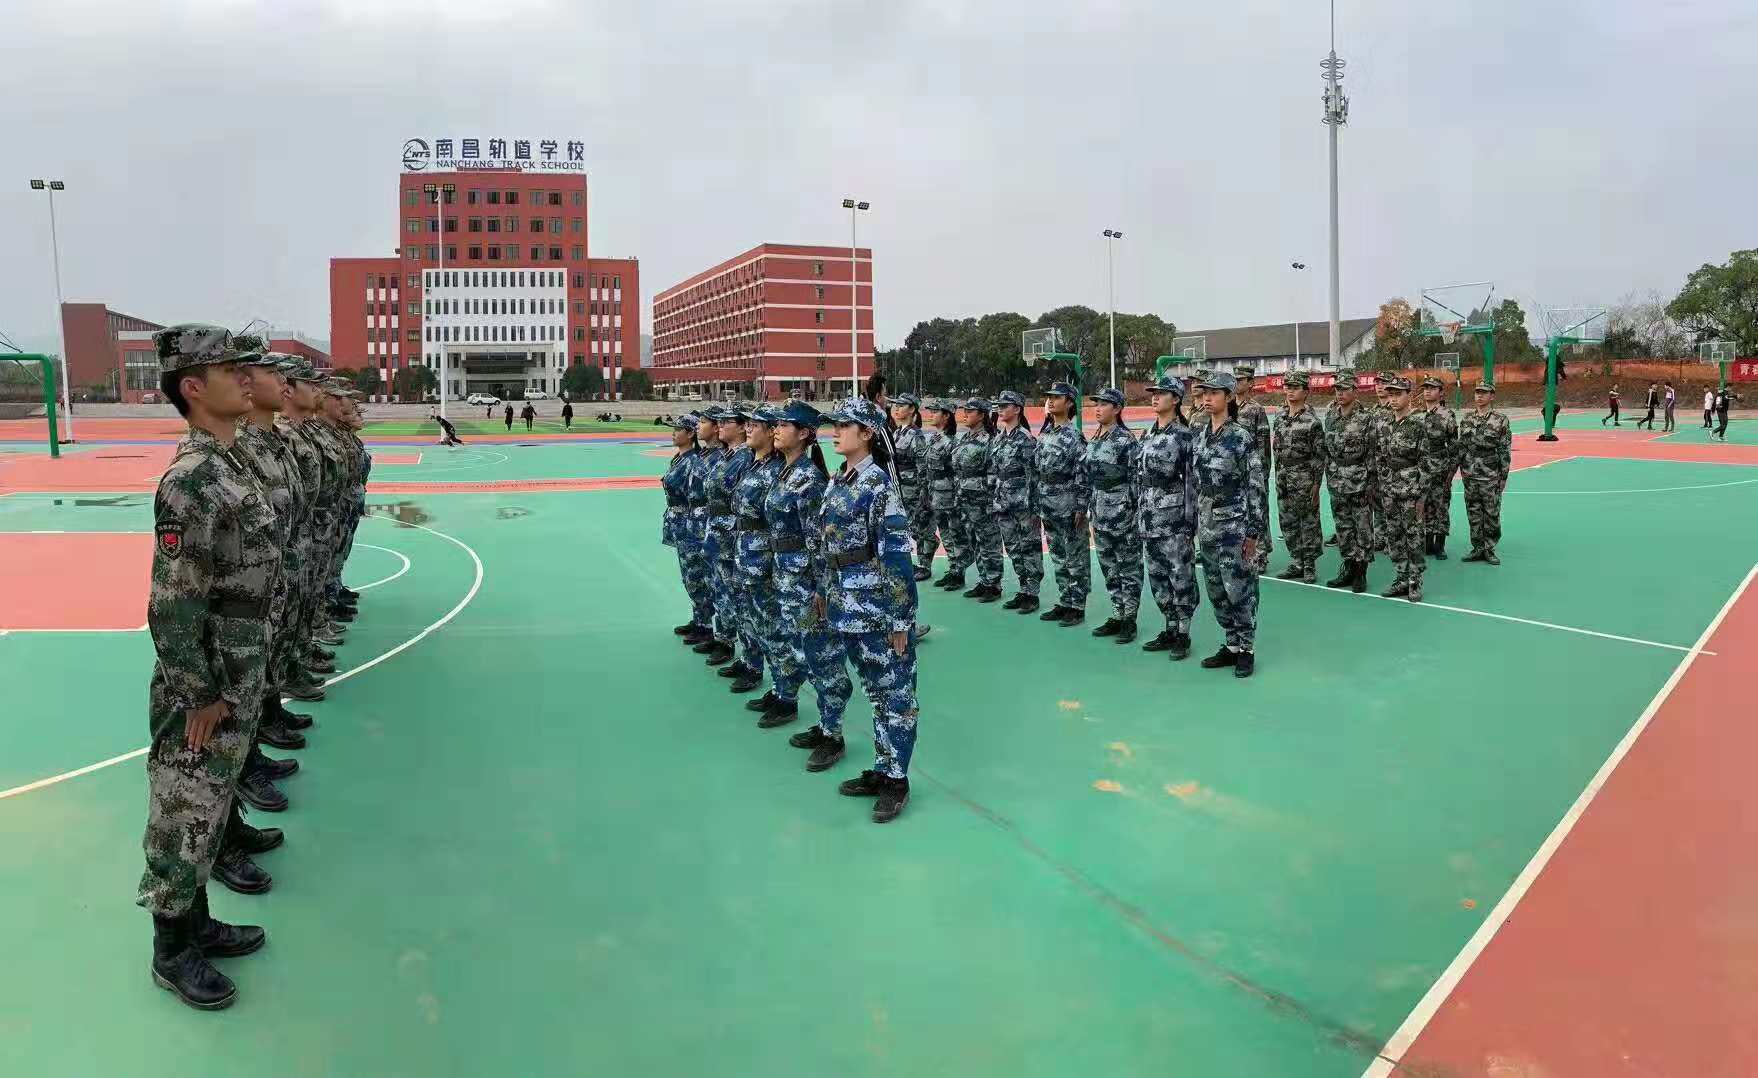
[[1159, 317, 1378, 377]]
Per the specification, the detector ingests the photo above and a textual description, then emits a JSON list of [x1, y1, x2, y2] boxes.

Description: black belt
[[771, 534, 806, 553], [829, 544, 876, 569], [707, 499, 732, 514], [210, 597, 269, 619], [737, 518, 767, 532], [665, 495, 687, 508], [1143, 475, 1185, 490], [1093, 479, 1128, 493], [997, 470, 1026, 480]]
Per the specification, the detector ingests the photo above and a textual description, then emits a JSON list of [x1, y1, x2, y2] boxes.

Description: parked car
[[526, 389, 552, 400], [466, 393, 501, 406]]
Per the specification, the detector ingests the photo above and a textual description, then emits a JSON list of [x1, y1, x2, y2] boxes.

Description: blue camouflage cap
[[892, 392, 920, 408], [995, 389, 1027, 408], [770, 399, 827, 428], [961, 395, 991, 413], [719, 403, 751, 423], [1094, 387, 1126, 407], [1046, 381, 1077, 399], [153, 323, 240, 374], [827, 395, 887, 432], [669, 414, 699, 431], [921, 397, 954, 414], [1147, 374, 1186, 397], [1195, 370, 1238, 394], [698, 405, 727, 422]]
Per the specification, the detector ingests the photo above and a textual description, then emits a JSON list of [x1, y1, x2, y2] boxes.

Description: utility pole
[[1102, 229, 1122, 387], [1321, 0, 1349, 367]]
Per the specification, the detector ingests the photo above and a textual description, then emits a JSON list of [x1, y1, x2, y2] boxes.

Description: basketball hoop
[[1439, 321, 1463, 345]]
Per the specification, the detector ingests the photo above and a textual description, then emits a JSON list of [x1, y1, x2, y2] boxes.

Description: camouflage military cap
[[921, 398, 953, 414], [827, 395, 887, 432], [995, 389, 1027, 408], [152, 323, 240, 373], [1046, 381, 1078, 399], [891, 391, 920, 408], [961, 396, 992, 413], [237, 349, 282, 368], [1147, 374, 1186, 397], [719, 404, 750, 423], [320, 377, 354, 397], [262, 352, 301, 375], [1233, 364, 1255, 378], [1473, 381, 1496, 394], [231, 333, 267, 354], [669, 414, 699, 432], [1334, 371, 1357, 389], [286, 358, 324, 383], [770, 399, 827, 428], [697, 405, 726, 422], [1195, 370, 1238, 394], [1094, 387, 1126, 407], [1284, 371, 1310, 389], [1383, 376, 1412, 393], [751, 404, 785, 424], [1421, 376, 1444, 390]]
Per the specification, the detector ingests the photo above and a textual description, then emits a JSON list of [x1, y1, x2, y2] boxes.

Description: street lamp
[[424, 182, 455, 416], [842, 198, 869, 396], [29, 179, 73, 441], [1102, 230, 1123, 387], [1289, 261, 1308, 371]]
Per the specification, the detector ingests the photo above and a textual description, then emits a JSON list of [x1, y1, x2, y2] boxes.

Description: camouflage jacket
[[921, 427, 957, 511], [1424, 405, 1460, 481], [1136, 419, 1199, 539], [1034, 421, 1089, 519], [1457, 408, 1513, 484], [660, 446, 700, 547], [1272, 402, 1327, 491], [764, 455, 831, 632], [306, 420, 351, 522], [1323, 400, 1377, 496], [989, 425, 1037, 514], [951, 428, 993, 510], [891, 425, 930, 512], [733, 452, 785, 576], [1086, 423, 1139, 536], [707, 444, 755, 537], [147, 428, 282, 740], [818, 455, 918, 634], [1376, 409, 1439, 501], [233, 420, 302, 551], [1192, 418, 1267, 540], [1236, 399, 1273, 475]]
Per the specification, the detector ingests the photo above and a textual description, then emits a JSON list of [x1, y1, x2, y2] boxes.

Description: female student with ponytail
[[944, 396, 1003, 599], [887, 393, 935, 582]]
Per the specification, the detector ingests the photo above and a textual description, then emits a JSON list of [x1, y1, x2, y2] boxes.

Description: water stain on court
[[495, 506, 531, 520], [367, 501, 431, 527]]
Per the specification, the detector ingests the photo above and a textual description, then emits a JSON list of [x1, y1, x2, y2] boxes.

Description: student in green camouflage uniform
[[1369, 382, 1392, 553], [947, 397, 1003, 600], [1458, 381, 1513, 565], [1323, 371, 1376, 593], [919, 400, 958, 578], [1085, 387, 1142, 643], [1271, 371, 1328, 582], [138, 324, 278, 1012], [1374, 377, 1438, 602], [989, 390, 1043, 612], [1192, 371, 1268, 678], [1034, 382, 1090, 626], [280, 361, 338, 700], [1419, 376, 1459, 560], [1232, 366, 1274, 573]]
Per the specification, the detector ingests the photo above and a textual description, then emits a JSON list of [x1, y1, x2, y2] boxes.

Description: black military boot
[[264, 693, 312, 733], [976, 584, 1003, 603], [1036, 602, 1064, 620], [1057, 607, 1084, 627], [717, 659, 750, 679], [191, 887, 266, 959], [806, 735, 847, 772], [228, 805, 284, 856], [307, 656, 337, 674], [1485, 549, 1501, 566], [1200, 646, 1237, 669], [1350, 561, 1369, 594], [1277, 563, 1307, 581], [962, 581, 988, 599], [1432, 538, 1447, 560], [912, 565, 932, 581], [1092, 617, 1123, 637], [1233, 651, 1256, 678], [1325, 563, 1354, 588], [235, 764, 287, 812], [935, 569, 964, 590], [1141, 628, 1175, 652], [247, 743, 297, 781], [871, 777, 910, 824], [728, 670, 762, 694], [310, 646, 336, 662], [703, 642, 735, 666], [1461, 548, 1487, 563], [212, 845, 273, 895], [681, 624, 712, 644], [756, 699, 799, 729], [1382, 579, 1410, 599], [1009, 594, 1037, 614], [744, 690, 780, 713], [1167, 630, 1191, 661], [1002, 592, 1027, 610], [1113, 619, 1137, 645], [340, 587, 360, 602], [790, 725, 836, 750], [691, 635, 720, 654], [673, 621, 696, 635], [283, 679, 326, 703], [258, 716, 306, 752], [151, 911, 237, 1011]]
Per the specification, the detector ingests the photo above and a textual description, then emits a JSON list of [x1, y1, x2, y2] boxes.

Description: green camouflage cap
[[286, 357, 324, 383], [153, 323, 240, 374], [231, 332, 267, 354], [1384, 376, 1412, 393], [1333, 371, 1357, 389], [1284, 371, 1310, 389], [262, 352, 301, 376], [1474, 381, 1496, 394], [1421, 375, 1444, 390], [1233, 364, 1256, 378]]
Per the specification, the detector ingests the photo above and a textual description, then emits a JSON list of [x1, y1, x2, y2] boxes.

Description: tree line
[[875, 306, 1176, 398]]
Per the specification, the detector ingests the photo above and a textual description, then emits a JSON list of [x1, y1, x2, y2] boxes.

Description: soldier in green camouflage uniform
[[1369, 381, 1392, 553], [1322, 371, 1375, 593], [1085, 387, 1142, 643], [1458, 381, 1513, 565], [1035, 382, 1090, 626], [1374, 377, 1437, 602], [1233, 366, 1274, 573], [280, 361, 338, 699], [1271, 371, 1327, 582], [1420, 376, 1459, 559], [138, 324, 278, 1011]]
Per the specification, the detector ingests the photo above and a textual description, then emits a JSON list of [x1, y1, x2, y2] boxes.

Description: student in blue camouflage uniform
[[1419, 376, 1459, 560], [888, 393, 935, 582], [919, 400, 958, 578], [1034, 382, 1090, 626], [760, 403, 855, 738], [661, 415, 714, 643], [1323, 371, 1376, 593], [1085, 387, 1142, 643], [729, 410, 787, 695], [1136, 375, 1202, 660], [705, 407, 759, 673], [946, 397, 1003, 600], [686, 412, 729, 658], [810, 397, 920, 823], [1375, 377, 1437, 602], [1271, 371, 1328, 583], [989, 390, 1043, 612], [1232, 366, 1275, 573], [1191, 371, 1267, 678]]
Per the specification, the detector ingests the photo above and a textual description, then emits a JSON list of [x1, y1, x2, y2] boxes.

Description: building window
[[816, 334, 827, 351], [549, 217, 562, 235], [427, 216, 440, 233], [613, 275, 621, 290], [407, 329, 420, 343], [572, 191, 582, 207], [488, 190, 501, 205], [531, 189, 544, 205], [468, 189, 480, 205], [405, 218, 421, 233], [505, 190, 519, 205], [404, 190, 418, 207], [573, 273, 584, 288], [406, 247, 418, 261], [549, 192, 562, 206], [815, 286, 825, 301], [812, 261, 824, 276], [573, 301, 584, 315], [487, 218, 500, 233], [406, 303, 418, 318], [469, 246, 482, 260], [531, 246, 543, 260], [426, 245, 439, 260], [572, 353, 583, 365], [444, 217, 457, 233], [529, 217, 543, 233], [468, 217, 482, 232], [488, 246, 501, 261], [814, 310, 824, 324], [549, 246, 563, 261], [571, 245, 583, 261], [504, 216, 518, 232], [406, 275, 418, 289], [446, 245, 457, 261], [575, 328, 585, 342]]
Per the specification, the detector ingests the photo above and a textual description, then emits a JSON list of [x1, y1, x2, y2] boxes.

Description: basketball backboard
[[1021, 327, 1059, 365], [1170, 335, 1207, 362], [1435, 352, 1462, 371], [1701, 340, 1737, 365], [1539, 306, 1608, 345], [1419, 282, 1496, 337]]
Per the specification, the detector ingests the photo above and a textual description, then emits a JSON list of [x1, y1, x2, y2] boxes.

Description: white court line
[[1506, 476, 1758, 496], [351, 543, 411, 590], [0, 516, 483, 802], [1265, 577, 1714, 655], [386, 449, 509, 475], [1361, 561, 1758, 1076], [1511, 454, 1579, 472]]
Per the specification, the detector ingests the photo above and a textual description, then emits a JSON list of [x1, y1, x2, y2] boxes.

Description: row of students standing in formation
[[658, 397, 920, 824]]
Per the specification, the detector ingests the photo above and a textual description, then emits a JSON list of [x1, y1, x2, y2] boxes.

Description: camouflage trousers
[[1370, 484, 1387, 552], [1330, 488, 1373, 566], [1424, 469, 1455, 540], [1197, 531, 1259, 651], [997, 509, 1044, 595], [773, 569, 853, 710], [1042, 515, 1091, 607], [1463, 477, 1506, 555], [817, 630, 919, 779], [1276, 473, 1325, 575], [908, 501, 939, 568], [1093, 527, 1142, 620], [728, 561, 766, 674], [1145, 529, 1201, 634], [1381, 493, 1426, 592], [1251, 487, 1275, 573], [675, 540, 714, 628], [951, 499, 1003, 585], [705, 532, 737, 643]]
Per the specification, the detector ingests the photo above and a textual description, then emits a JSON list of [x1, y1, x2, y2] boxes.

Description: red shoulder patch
[[156, 522, 185, 560]]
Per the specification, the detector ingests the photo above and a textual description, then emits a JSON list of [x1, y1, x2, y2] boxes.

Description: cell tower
[[1321, 1, 1349, 368]]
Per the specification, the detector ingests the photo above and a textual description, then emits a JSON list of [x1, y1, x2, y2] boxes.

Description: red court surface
[[0, 417, 663, 444], [0, 533, 151, 630], [1379, 570, 1758, 1078], [368, 453, 422, 465]]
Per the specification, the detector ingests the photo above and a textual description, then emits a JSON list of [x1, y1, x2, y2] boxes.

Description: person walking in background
[[521, 402, 536, 431], [1633, 383, 1657, 430], [1705, 387, 1717, 428], [562, 401, 574, 430], [1716, 385, 1736, 441], [1663, 382, 1676, 431], [1602, 384, 1620, 426], [503, 403, 514, 431]]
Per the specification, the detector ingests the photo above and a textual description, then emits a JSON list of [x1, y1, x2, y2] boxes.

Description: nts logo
[[401, 138, 431, 171]]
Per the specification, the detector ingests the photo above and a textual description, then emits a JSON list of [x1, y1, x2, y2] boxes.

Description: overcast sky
[[3, 0, 1755, 358]]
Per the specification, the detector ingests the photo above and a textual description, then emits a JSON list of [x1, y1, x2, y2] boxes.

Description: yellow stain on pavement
[[1092, 779, 1123, 793]]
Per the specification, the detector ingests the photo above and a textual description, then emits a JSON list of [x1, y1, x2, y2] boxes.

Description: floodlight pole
[[1321, 2, 1348, 369], [842, 198, 869, 396], [29, 180, 74, 441], [426, 182, 456, 419], [1102, 230, 1121, 388]]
